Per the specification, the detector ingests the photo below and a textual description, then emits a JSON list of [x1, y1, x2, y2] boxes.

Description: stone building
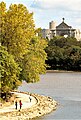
[[41, 18, 81, 41]]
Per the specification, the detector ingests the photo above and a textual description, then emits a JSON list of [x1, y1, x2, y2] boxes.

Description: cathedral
[[41, 18, 81, 41]]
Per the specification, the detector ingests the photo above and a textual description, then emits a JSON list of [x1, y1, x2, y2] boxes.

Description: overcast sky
[[1, 0, 81, 30]]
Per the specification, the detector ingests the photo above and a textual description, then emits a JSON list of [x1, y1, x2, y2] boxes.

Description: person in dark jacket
[[29, 96, 32, 102], [15, 100, 17, 110]]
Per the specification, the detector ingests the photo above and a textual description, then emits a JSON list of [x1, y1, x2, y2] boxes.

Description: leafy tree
[[1, 3, 35, 61], [0, 46, 21, 93], [46, 36, 81, 71], [21, 37, 47, 82], [0, 1, 47, 88], [63, 45, 81, 70], [46, 45, 64, 69]]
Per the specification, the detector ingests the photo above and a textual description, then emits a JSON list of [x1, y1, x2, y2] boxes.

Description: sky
[[1, 0, 81, 30]]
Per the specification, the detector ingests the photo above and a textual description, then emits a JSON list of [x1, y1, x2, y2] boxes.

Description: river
[[18, 71, 81, 120]]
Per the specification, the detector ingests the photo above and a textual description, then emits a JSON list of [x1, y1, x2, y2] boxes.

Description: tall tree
[[0, 2, 47, 87]]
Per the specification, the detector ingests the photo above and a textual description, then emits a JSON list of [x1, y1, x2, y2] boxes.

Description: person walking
[[29, 96, 32, 102], [15, 100, 17, 110], [19, 100, 22, 110]]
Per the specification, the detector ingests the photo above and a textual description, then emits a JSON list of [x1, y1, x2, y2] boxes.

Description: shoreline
[[46, 70, 81, 73], [0, 91, 58, 120]]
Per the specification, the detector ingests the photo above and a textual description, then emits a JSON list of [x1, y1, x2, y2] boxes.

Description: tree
[[0, 1, 47, 87], [46, 45, 64, 69], [21, 37, 47, 82], [1, 3, 35, 61], [46, 36, 81, 71], [63, 45, 81, 70], [0, 46, 21, 93]]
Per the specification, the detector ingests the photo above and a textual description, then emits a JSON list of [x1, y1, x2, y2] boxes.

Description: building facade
[[41, 18, 81, 41]]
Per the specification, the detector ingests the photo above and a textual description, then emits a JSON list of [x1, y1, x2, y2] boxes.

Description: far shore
[[46, 69, 81, 73], [0, 91, 58, 120]]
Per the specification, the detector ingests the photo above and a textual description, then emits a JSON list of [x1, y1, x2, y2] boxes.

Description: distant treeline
[[45, 36, 81, 71]]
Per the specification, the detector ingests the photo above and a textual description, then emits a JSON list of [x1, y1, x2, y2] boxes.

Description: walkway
[[0, 92, 37, 113]]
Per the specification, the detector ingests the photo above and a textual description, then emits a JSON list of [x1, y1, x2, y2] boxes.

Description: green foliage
[[46, 36, 81, 71], [1, 2, 35, 61], [21, 37, 47, 82], [0, 1, 47, 93], [0, 46, 21, 93], [0, 2, 6, 44]]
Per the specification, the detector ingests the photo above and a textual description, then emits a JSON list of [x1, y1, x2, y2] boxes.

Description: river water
[[18, 72, 81, 120]]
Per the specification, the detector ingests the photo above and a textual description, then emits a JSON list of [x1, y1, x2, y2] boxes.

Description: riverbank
[[0, 91, 57, 120], [46, 70, 81, 73]]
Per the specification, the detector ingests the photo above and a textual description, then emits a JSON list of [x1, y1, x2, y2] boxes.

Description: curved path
[[0, 92, 37, 113]]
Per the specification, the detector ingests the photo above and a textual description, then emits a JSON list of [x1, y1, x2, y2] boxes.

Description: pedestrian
[[19, 100, 22, 110], [15, 100, 17, 110], [29, 96, 32, 102]]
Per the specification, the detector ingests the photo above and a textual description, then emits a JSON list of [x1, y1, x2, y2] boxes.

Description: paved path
[[0, 92, 37, 113]]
